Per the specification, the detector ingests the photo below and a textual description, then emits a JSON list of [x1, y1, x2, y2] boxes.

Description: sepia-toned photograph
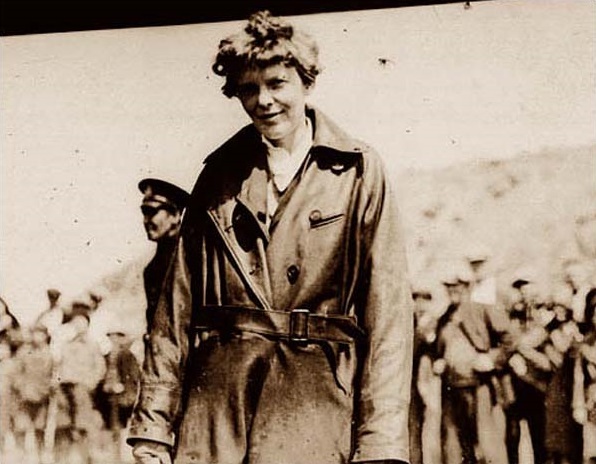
[[1, 1, 595, 463]]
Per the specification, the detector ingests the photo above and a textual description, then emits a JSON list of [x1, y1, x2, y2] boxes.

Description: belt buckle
[[289, 309, 309, 343]]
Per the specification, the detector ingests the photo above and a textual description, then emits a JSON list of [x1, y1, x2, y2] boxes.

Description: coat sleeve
[[128, 238, 193, 447], [351, 151, 414, 464]]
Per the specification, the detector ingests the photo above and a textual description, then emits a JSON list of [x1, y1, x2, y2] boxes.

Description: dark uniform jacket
[[129, 107, 413, 464], [143, 237, 178, 330]]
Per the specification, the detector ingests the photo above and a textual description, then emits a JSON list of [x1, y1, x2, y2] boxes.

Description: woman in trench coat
[[129, 11, 413, 464]]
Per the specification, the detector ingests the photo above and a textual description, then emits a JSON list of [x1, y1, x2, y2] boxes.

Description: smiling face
[[235, 64, 310, 151]]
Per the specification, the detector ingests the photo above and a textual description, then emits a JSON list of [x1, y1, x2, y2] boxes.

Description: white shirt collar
[[262, 118, 313, 193]]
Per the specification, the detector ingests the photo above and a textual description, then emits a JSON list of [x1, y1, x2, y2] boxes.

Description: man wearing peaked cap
[[139, 178, 190, 243], [138, 178, 189, 331]]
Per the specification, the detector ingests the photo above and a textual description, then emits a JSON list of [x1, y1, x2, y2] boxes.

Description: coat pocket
[[309, 211, 345, 229]]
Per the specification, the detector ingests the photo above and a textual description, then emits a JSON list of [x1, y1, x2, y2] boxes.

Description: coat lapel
[[206, 141, 273, 309], [236, 155, 270, 243]]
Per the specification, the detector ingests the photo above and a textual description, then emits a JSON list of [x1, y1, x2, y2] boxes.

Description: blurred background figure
[[576, 288, 596, 464], [11, 324, 54, 462], [542, 287, 583, 464], [435, 263, 510, 464], [503, 270, 551, 464], [34, 289, 64, 339], [0, 296, 20, 343], [97, 321, 140, 463], [0, 328, 21, 460], [409, 280, 438, 464], [138, 178, 189, 332], [563, 260, 595, 325], [53, 303, 106, 464], [0, 298, 21, 460]]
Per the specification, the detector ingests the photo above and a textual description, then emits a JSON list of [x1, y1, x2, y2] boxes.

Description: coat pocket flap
[[308, 211, 345, 229]]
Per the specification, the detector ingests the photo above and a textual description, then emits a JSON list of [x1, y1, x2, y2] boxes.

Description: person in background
[[564, 260, 594, 324], [0, 297, 20, 349], [503, 272, 552, 464], [0, 331, 19, 459], [11, 324, 54, 460], [55, 304, 106, 463], [101, 324, 141, 462], [542, 288, 583, 464], [409, 283, 438, 464], [129, 10, 413, 464], [434, 265, 510, 464], [34, 289, 63, 339], [138, 178, 189, 332], [574, 288, 596, 464]]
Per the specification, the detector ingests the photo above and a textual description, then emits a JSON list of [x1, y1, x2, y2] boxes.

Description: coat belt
[[193, 305, 366, 345]]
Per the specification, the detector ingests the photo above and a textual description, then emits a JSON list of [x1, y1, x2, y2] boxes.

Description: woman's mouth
[[258, 111, 282, 121]]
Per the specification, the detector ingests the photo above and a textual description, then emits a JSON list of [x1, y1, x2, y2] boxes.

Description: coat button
[[309, 209, 322, 223], [286, 264, 300, 284]]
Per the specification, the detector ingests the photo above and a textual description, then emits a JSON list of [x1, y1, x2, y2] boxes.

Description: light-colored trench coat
[[129, 107, 413, 464]]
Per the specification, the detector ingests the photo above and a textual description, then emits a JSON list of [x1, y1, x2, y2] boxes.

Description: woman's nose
[[256, 87, 274, 106]]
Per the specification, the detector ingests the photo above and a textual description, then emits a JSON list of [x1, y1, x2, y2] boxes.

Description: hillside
[[89, 145, 596, 326], [397, 145, 596, 288]]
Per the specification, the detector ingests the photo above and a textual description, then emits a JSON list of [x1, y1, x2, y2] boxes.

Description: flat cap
[[465, 243, 492, 263], [410, 275, 435, 300], [511, 266, 538, 288], [139, 178, 189, 212], [63, 300, 92, 324], [440, 264, 473, 286], [47, 288, 61, 300]]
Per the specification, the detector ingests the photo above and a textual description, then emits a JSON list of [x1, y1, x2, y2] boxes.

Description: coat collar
[[201, 107, 363, 241], [306, 106, 366, 156], [202, 106, 363, 167]]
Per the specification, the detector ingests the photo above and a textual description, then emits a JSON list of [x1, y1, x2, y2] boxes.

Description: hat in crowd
[[465, 243, 492, 264], [440, 263, 473, 286], [411, 275, 434, 300], [63, 300, 92, 324], [412, 288, 432, 300], [105, 318, 130, 337], [47, 288, 61, 300], [512, 278, 531, 289], [139, 178, 189, 213], [511, 266, 538, 289], [89, 291, 103, 306]]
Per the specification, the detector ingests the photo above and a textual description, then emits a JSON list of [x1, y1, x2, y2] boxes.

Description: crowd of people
[[409, 254, 596, 464], [1, 252, 595, 464], [0, 291, 141, 464]]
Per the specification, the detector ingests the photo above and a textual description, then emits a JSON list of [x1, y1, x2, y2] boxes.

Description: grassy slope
[[396, 145, 596, 287]]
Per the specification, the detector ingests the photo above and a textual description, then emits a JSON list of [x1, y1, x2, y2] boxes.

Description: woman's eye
[[268, 80, 286, 90]]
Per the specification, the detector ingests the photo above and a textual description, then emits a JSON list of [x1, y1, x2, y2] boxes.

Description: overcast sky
[[2, 0, 595, 323]]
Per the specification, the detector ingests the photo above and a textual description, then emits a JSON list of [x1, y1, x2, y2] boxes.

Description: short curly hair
[[212, 11, 321, 98]]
